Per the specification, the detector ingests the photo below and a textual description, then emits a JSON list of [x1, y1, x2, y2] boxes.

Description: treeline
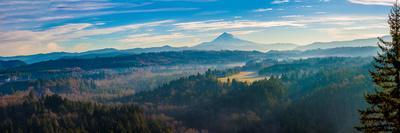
[[0, 92, 172, 133], [0, 68, 232, 97], [0, 78, 98, 96], [259, 57, 372, 75], [242, 59, 278, 71]]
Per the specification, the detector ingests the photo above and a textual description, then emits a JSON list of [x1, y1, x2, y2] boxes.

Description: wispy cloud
[[120, 33, 192, 44], [230, 30, 263, 35], [252, 8, 273, 12], [281, 15, 304, 18], [348, 0, 395, 6], [173, 15, 385, 32], [0, 20, 174, 56], [195, 10, 229, 16], [0, 0, 197, 30], [174, 20, 304, 31], [153, 0, 218, 2], [272, 0, 289, 4], [316, 28, 387, 40]]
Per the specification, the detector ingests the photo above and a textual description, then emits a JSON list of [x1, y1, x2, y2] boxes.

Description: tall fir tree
[[357, 2, 400, 132]]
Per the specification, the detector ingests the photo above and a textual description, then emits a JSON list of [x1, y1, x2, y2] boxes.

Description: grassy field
[[218, 71, 268, 84]]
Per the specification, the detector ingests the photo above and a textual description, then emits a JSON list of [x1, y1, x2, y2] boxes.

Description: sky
[[0, 0, 396, 56]]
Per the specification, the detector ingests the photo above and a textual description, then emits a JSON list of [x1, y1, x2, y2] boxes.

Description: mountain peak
[[160, 45, 173, 48], [214, 32, 235, 41]]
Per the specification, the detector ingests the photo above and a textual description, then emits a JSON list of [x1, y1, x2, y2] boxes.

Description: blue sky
[[0, 0, 395, 56]]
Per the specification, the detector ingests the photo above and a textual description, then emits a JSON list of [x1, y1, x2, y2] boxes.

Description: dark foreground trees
[[0, 93, 172, 133], [357, 3, 400, 132]]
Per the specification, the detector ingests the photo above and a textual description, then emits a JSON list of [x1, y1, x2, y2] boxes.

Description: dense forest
[[0, 92, 172, 133]]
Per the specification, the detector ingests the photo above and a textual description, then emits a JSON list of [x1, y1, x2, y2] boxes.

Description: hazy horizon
[[0, 32, 387, 57]]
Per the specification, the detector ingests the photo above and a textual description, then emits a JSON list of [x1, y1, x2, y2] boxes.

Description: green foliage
[[357, 3, 400, 132], [279, 66, 373, 133], [131, 73, 224, 105]]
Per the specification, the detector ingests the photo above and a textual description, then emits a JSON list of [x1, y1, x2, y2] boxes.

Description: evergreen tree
[[357, 2, 400, 132]]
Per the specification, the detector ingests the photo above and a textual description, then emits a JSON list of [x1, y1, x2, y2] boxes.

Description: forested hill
[[259, 57, 372, 75], [2, 51, 263, 73], [0, 93, 172, 133], [0, 60, 26, 70]]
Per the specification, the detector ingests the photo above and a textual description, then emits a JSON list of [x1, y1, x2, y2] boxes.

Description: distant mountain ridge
[[296, 36, 390, 50], [0, 32, 387, 63], [0, 45, 189, 64]]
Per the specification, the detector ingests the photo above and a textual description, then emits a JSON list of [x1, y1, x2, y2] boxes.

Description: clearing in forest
[[218, 71, 269, 83]]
